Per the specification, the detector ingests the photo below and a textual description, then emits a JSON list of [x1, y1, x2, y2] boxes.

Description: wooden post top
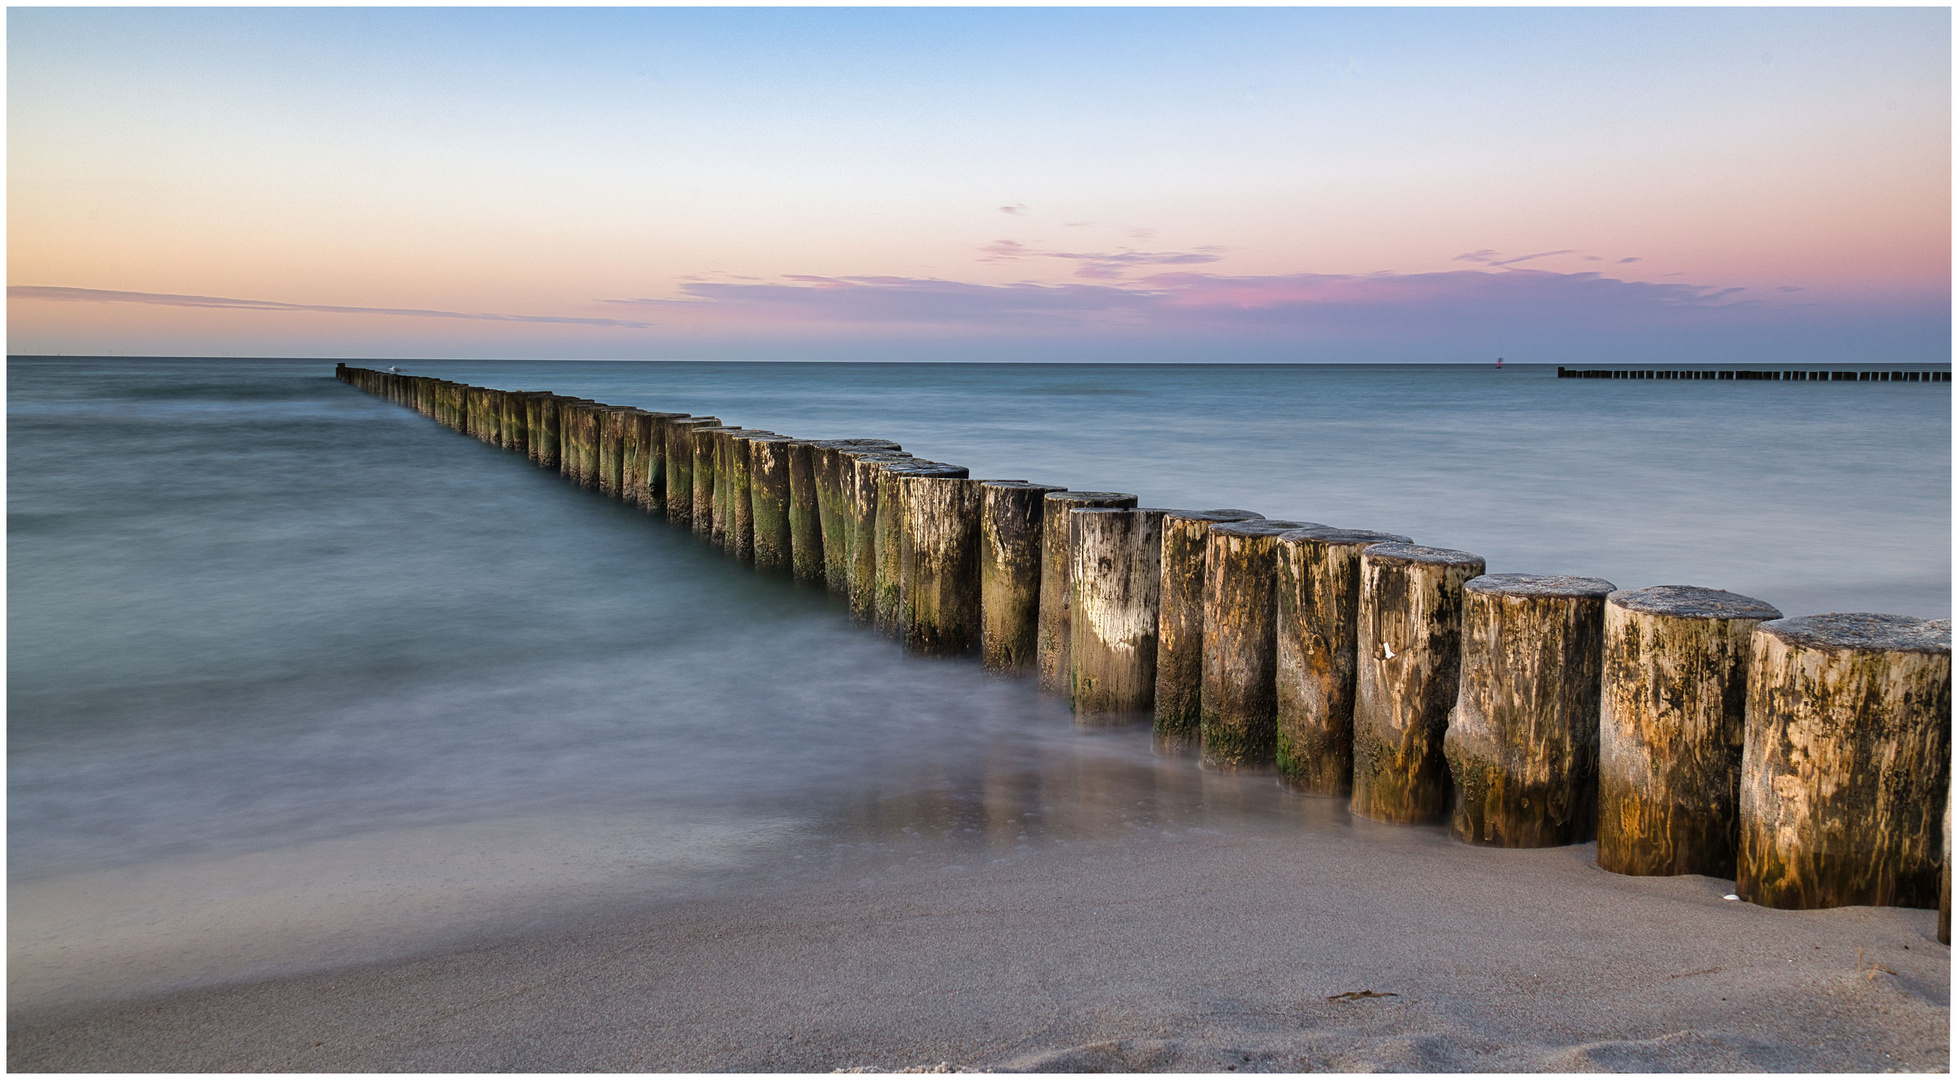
[[1608, 585, 1781, 621], [1043, 490, 1137, 507], [1756, 613, 1950, 655], [1465, 573, 1616, 600], [981, 480, 1067, 492], [1361, 542, 1484, 569], [1279, 526, 1410, 547], [1208, 519, 1319, 540], [1163, 509, 1263, 523]]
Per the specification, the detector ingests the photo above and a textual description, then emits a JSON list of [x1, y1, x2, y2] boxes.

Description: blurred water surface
[[8, 357, 1948, 1006]]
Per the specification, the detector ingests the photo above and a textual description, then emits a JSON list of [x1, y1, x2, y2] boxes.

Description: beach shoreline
[[11, 808, 1947, 1072]]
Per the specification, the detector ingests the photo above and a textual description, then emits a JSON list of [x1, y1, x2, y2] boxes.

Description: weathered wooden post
[[578, 403, 603, 489], [1736, 613, 1951, 910], [621, 411, 651, 507], [599, 408, 631, 498], [1152, 510, 1265, 746], [663, 417, 719, 527], [691, 425, 731, 538], [1942, 789, 1952, 943], [1274, 527, 1412, 796], [726, 430, 778, 560], [1198, 519, 1317, 770], [899, 474, 986, 654], [749, 435, 796, 574], [501, 391, 527, 454], [528, 394, 561, 469], [1068, 507, 1169, 722], [554, 399, 579, 477], [843, 450, 917, 620], [875, 462, 966, 633], [1349, 543, 1485, 824], [1443, 573, 1616, 847], [1038, 492, 1140, 692], [979, 482, 1069, 675], [555, 399, 589, 483], [639, 412, 688, 511], [786, 440, 826, 585], [820, 440, 904, 597], [1596, 586, 1782, 877]]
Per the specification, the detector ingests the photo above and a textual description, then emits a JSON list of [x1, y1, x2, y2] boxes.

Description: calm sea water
[[8, 356, 1949, 1006]]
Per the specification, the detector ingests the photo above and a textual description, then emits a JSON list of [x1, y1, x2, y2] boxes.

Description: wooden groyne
[[1557, 366, 1950, 382], [336, 363, 1951, 932]]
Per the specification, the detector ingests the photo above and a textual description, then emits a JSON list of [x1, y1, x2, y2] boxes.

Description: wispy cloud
[[607, 266, 1784, 338], [1452, 248, 1578, 268], [998, 204, 1028, 216], [980, 239, 1223, 279], [7, 286, 653, 328]]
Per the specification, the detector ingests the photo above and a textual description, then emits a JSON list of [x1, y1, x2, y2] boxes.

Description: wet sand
[[10, 809, 1947, 1072]]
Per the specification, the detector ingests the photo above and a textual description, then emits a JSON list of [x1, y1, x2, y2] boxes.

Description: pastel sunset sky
[[8, 6, 1950, 363]]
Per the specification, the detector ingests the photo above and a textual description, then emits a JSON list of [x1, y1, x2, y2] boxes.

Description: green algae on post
[[663, 417, 719, 527], [748, 435, 797, 574], [1198, 519, 1316, 771], [1274, 527, 1411, 797], [1444, 573, 1616, 848], [1152, 510, 1264, 745], [1597, 585, 1781, 878]]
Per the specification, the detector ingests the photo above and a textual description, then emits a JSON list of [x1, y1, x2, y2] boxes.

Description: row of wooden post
[[336, 365, 1951, 937]]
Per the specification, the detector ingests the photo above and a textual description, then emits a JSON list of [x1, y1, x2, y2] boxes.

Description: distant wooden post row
[[334, 363, 1951, 929]]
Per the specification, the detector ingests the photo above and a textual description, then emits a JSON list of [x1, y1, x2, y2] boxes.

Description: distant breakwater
[[336, 363, 1952, 938], [1557, 365, 1951, 382]]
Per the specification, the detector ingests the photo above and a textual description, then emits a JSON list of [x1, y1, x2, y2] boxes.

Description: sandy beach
[[10, 797, 1946, 1072]]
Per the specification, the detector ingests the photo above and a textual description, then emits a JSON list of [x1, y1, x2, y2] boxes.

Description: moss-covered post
[[1443, 573, 1616, 847], [578, 403, 604, 489], [875, 462, 966, 634], [639, 412, 688, 511], [1037, 492, 1140, 693], [691, 425, 731, 538], [1152, 510, 1265, 745], [727, 430, 778, 560], [599, 408, 631, 498], [1349, 543, 1485, 824], [464, 387, 484, 441], [529, 394, 561, 469], [979, 482, 1069, 675], [749, 435, 796, 574], [1198, 520, 1316, 770], [1736, 614, 1951, 910], [822, 441, 904, 599], [504, 391, 529, 454], [620, 410, 648, 504], [663, 417, 719, 527], [1596, 586, 1782, 877], [899, 474, 986, 654], [554, 400, 580, 478], [1273, 527, 1413, 796], [1068, 507, 1169, 722], [815, 443, 855, 596], [839, 450, 914, 619], [786, 440, 826, 586]]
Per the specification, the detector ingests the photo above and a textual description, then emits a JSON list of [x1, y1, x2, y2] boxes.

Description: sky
[[7, 6, 1951, 363]]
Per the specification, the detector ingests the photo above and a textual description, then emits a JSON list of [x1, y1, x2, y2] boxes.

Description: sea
[[8, 356, 1950, 1009]]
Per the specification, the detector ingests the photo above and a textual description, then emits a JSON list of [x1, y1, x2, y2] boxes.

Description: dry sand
[[8, 803, 1947, 1072]]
